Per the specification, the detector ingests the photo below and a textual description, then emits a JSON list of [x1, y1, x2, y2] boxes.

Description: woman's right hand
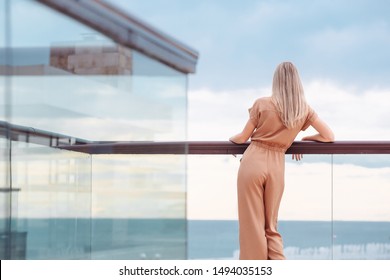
[[292, 154, 303, 161]]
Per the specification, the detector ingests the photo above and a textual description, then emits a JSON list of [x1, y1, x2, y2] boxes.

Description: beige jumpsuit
[[237, 97, 317, 260]]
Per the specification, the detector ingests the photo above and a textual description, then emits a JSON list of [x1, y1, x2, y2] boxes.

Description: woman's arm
[[293, 117, 334, 161], [302, 117, 335, 142], [229, 120, 256, 144]]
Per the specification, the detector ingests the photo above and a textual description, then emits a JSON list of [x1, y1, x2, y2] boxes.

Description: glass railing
[[2, 127, 390, 260], [68, 141, 390, 260], [1, 0, 191, 260], [188, 152, 390, 260], [1, 125, 187, 259]]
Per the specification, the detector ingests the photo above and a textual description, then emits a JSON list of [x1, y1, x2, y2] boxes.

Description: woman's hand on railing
[[292, 154, 303, 161]]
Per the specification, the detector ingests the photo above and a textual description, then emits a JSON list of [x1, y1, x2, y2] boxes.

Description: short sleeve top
[[248, 97, 318, 151]]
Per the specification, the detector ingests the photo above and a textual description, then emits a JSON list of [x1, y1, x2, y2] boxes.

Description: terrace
[[2, 121, 390, 259]]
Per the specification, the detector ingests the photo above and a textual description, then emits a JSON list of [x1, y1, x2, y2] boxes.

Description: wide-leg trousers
[[237, 141, 286, 260]]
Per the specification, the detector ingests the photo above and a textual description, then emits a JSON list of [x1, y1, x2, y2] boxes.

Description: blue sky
[[106, 0, 390, 91]]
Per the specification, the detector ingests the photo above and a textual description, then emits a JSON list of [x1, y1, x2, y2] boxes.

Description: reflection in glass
[[187, 154, 390, 260], [91, 155, 186, 260], [0, 0, 12, 259], [1, 0, 188, 259], [187, 155, 333, 259], [10, 141, 92, 259], [0, 137, 12, 259], [281, 155, 333, 259], [333, 155, 390, 259]]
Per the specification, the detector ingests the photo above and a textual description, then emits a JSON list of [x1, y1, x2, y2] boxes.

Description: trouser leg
[[237, 147, 267, 260], [264, 153, 286, 260]]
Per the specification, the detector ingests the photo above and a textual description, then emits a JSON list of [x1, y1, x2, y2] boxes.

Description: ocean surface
[[188, 220, 390, 260], [3, 219, 390, 259]]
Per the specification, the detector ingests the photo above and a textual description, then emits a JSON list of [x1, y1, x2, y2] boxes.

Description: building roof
[[37, 0, 199, 74]]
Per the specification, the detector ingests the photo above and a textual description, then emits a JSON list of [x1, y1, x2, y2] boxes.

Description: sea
[[3, 219, 390, 259], [188, 220, 390, 260]]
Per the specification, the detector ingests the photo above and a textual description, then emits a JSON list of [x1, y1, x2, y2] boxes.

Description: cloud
[[188, 154, 390, 221], [305, 80, 390, 140], [188, 87, 270, 140], [188, 80, 390, 141]]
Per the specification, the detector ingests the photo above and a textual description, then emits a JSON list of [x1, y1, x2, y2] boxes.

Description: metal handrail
[[0, 121, 91, 146], [3, 121, 390, 154], [59, 140, 390, 154]]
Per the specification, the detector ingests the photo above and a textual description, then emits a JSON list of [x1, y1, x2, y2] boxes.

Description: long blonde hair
[[272, 62, 308, 129]]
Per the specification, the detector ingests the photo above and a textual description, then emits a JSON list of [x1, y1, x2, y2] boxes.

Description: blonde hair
[[271, 62, 308, 129]]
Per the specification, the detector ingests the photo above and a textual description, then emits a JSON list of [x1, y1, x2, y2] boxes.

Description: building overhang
[[36, 0, 199, 74]]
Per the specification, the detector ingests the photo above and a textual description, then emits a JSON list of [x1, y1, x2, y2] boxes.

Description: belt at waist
[[250, 140, 287, 153]]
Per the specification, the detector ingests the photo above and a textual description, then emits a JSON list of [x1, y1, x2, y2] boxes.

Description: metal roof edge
[[37, 0, 199, 74]]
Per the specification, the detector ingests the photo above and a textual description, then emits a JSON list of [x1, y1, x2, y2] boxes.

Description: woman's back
[[249, 97, 317, 152]]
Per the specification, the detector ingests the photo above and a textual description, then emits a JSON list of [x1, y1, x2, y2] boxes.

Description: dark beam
[[60, 141, 390, 155]]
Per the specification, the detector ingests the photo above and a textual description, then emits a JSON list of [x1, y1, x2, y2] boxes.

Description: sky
[[103, 0, 390, 221]]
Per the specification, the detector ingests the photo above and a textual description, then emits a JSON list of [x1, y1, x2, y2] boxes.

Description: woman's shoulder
[[253, 96, 271, 105], [252, 96, 275, 110], [306, 104, 318, 120]]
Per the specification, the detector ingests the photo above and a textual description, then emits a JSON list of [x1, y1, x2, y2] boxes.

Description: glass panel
[[333, 155, 390, 259], [0, 0, 11, 259], [281, 155, 333, 259], [3, 50, 187, 141], [11, 141, 92, 259], [1, 0, 187, 142], [187, 154, 333, 260], [188, 155, 240, 259], [0, 0, 188, 259], [0, 137, 12, 259], [91, 155, 186, 260]]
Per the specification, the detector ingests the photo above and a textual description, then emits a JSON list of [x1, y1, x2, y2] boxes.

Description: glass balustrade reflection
[[188, 154, 333, 260], [188, 153, 390, 260], [10, 141, 92, 259], [332, 154, 390, 259], [0, 137, 12, 259], [91, 154, 187, 260], [0, 0, 11, 259], [0, 0, 188, 259]]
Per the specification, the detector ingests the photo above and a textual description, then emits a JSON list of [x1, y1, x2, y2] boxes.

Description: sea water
[[188, 220, 390, 260], [3, 219, 390, 259]]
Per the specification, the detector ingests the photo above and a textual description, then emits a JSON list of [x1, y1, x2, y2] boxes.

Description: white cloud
[[188, 80, 390, 141], [188, 87, 270, 140], [305, 80, 390, 140]]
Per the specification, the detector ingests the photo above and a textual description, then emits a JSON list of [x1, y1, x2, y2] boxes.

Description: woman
[[229, 62, 334, 260]]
